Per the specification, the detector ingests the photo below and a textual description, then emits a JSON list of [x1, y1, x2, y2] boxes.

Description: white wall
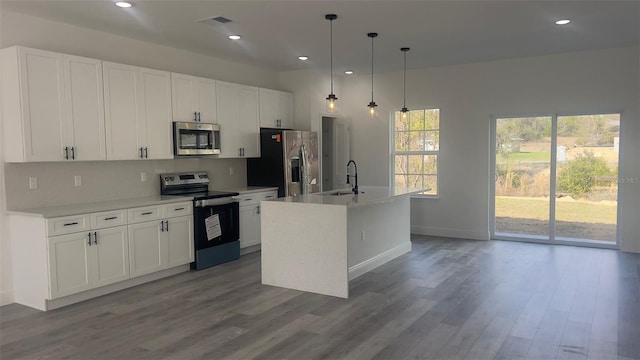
[[346, 46, 640, 252], [289, 47, 640, 253], [0, 10, 281, 305]]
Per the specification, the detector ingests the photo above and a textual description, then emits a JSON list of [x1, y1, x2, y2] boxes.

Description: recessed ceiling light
[[228, 35, 241, 40], [298, 56, 309, 61], [115, 1, 133, 8], [344, 70, 354, 75], [555, 19, 571, 25]]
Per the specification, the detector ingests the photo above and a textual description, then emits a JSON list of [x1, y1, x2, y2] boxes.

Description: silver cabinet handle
[[160, 220, 164, 232], [88, 232, 92, 246], [64, 147, 69, 160], [197, 112, 201, 121], [257, 205, 261, 214], [174, 207, 184, 211], [71, 146, 75, 160], [165, 220, 169, 231], [140, 147, 144, 158], [194, 111, 197, 121], [64, 222, 78, 226], [144, 147, 148, 159], [93, 231, 97, 245], [104, 216, 117, 221], [141, 211, 153, 215]]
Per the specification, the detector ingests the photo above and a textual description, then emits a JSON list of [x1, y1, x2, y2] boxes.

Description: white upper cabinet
[[103, 62, 173, 160], [259, 88, 293, 129], [216, 81, 260, 158], [171, 73, 216, 123], [1, 46, 106, 162]]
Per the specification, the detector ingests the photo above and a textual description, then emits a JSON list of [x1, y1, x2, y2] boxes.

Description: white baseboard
[[0, 289, 14, 306], [411, 225, 490, 241], [348, 242, 412, 281]]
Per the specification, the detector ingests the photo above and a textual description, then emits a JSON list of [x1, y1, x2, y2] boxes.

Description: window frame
[[389, 108, 440, 198]]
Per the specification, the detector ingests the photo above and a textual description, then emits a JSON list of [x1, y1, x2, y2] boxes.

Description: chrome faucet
[[346, 160, 359, 194]]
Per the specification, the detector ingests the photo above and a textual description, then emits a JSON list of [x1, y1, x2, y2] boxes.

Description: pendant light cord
[[330, 19, 334, 95], [371, 35, 374, 102], [403, 50, 406, 108]]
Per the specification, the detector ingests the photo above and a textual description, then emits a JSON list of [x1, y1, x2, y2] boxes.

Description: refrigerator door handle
[[300, 144, 309, 194]]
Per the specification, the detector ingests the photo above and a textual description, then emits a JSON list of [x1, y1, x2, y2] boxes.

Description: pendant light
[[367, 32, 378, 117], [400, 47, 410, 119], [325, 14, 338, 112]]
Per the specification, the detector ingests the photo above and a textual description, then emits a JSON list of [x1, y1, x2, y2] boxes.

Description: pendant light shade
[[325, 14, 338, 112], [367, 32, 378, 117], [400, 47, 410, 119]]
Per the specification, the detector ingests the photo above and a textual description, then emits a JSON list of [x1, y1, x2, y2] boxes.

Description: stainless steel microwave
[[173, 122, 221, 156]]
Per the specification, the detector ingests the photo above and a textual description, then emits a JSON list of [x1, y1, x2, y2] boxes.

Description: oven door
[[193, 197, 239, 249]]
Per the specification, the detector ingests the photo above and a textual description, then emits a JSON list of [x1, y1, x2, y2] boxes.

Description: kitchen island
[[260, 186, 426, 298]]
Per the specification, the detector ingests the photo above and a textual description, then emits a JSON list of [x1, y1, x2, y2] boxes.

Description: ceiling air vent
[[198, 16, 232, 26]]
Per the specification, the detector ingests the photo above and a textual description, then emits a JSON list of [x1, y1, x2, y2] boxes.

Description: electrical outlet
[[28, 177, 37, 190], [140, 172, 147, 182], [74, 175, 82, 187], [229, 167, 234, 176]]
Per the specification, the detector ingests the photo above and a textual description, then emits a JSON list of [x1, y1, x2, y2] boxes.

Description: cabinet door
[[259, 88, 278, 128], [103, 62, 143, 160], [18, 47, 67, 162], [197, 78, 217, 123], [64, 55, 106, 161], [48, 232, 92, 298], [171, 73, 197, 122], [216, 81, 240, 157], [141, 68, 173, 159], [278, 91, 294, 129], [166, 216, 194, 268], [93, 226, 129, 288], [238, 86, 260, 157], [239, 205, 260, 248], [128, 221, 163, 277]]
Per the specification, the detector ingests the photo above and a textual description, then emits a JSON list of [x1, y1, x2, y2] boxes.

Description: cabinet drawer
[[91, 209, 127, 229], [260, 191, 278, 201], [165, 202, 192, 218], [47, 214, 91, 236], [128, 205, 163, 224], [236, 194, 258, 207]]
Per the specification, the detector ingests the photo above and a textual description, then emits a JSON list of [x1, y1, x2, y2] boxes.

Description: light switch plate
[[28, 177, 37, 190], [74, 175, 82, 187]]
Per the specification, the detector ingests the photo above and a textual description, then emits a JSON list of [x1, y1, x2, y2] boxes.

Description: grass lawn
[[495, 196, 616, 224], [497, 152, 550, 164]]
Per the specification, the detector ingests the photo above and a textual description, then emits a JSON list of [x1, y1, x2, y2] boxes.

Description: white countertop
[[7, 196, 194, 218], [221, 186, 279, 195], [274, 186, 427, 208]]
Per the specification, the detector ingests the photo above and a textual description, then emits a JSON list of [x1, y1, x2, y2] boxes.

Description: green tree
[[557, 152, 611, 198]]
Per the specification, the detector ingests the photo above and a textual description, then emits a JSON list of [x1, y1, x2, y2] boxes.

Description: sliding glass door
[[492, 113, 620, 246], [494, 116, 552, 239]]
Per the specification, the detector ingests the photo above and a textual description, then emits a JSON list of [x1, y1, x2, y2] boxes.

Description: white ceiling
[[2, 0, 638, 74]]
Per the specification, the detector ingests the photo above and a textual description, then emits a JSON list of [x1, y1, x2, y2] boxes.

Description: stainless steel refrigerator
[[247, 128, 319, 197]]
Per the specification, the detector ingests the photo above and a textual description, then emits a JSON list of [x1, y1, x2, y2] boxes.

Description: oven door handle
[[195, 198, 239, 207]]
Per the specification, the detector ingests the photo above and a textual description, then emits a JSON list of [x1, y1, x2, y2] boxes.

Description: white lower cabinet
[[128, 204, 194, 278], [166, 216, 194, 268], [128, 221, 164, 278], [48, 231, 93, 298], [238, 190, 277, 249], [12, 200, 195, 310], [48, 225, 128, 299]]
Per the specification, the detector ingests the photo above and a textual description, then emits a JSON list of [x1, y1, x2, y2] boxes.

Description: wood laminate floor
[[1, 236, 639, 360]]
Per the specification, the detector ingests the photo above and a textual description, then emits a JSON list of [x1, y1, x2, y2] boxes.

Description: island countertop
[[273, 186, 427, 208]]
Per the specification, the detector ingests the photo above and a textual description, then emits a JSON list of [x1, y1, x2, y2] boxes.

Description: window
[[392, 109, 439, 196]]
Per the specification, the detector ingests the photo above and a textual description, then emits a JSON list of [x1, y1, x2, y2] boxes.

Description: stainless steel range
[[160, 171, 240, 270]]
